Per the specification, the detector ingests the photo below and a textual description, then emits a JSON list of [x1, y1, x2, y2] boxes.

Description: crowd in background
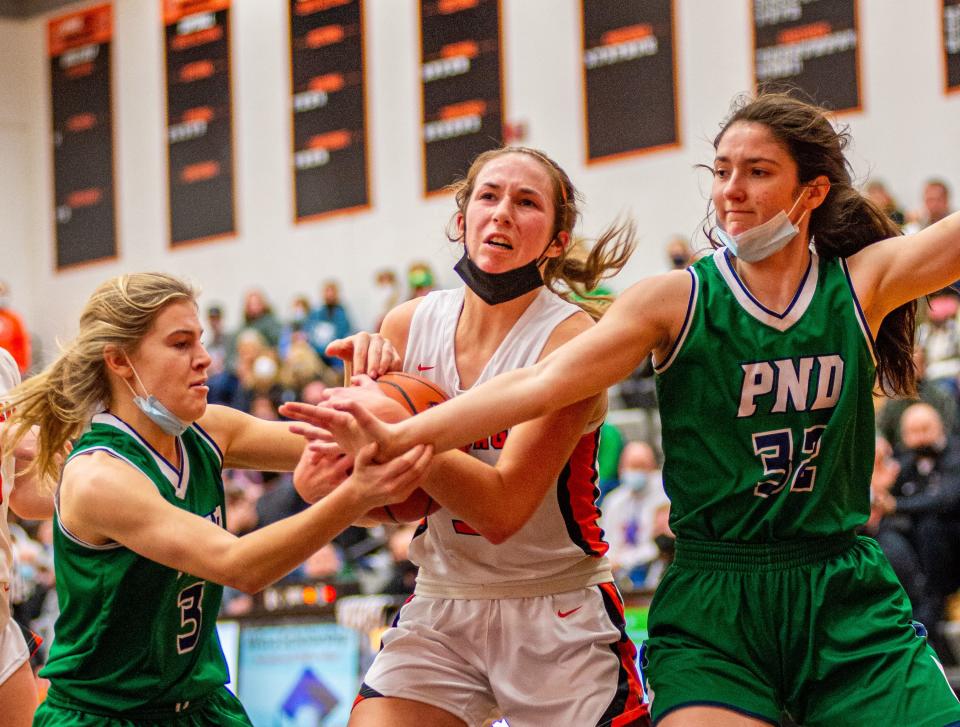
[[5, 176, 960, 669]]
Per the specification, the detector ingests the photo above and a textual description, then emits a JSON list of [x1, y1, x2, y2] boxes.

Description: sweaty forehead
[[476, 153, 553, 193]]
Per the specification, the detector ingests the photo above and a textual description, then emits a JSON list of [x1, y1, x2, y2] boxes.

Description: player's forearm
[[398, 364, 554, 454], [418, 451, 552, 544], [9, 469, 55, 520], [222, 484, 366, 592]]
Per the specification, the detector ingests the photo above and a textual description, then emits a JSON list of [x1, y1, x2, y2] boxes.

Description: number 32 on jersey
[[751, 426, 826, 498]]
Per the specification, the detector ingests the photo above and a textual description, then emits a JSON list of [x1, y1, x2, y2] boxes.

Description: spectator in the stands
[[278, 338, 335, 400], [203, 304, 229, 376], [917, 292, 960, 396], [905, 178, 953, 234], [306, 281, 354, 369], [875, 403, 960, 660], [406, 262, 436, 299], [278, 294, 312, 360], [877, 345, 958, 452], [372, 269, 401, 330], [237, 288, 282, 349], [600, 441, 669, 588], [664, 235, 693, 271], [0, 280, 31, 374], [379, 523, 419, 596], [864, 180, 906, 227]]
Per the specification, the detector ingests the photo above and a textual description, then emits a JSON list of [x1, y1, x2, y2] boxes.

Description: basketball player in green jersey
[[292, 93, 960, 725], [0, 273, 431, 726]]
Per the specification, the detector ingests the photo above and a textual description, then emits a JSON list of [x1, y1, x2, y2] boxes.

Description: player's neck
[[460, 286, 540, 336], [109, 396, 182, 467], [731, 236, 813, 313], [455, 287, 541, 388]]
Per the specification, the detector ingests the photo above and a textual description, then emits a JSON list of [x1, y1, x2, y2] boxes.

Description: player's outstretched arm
[[851, 210, 960, 328], [199, 403, 308, 471], [60, 442, 432, 594], [7, 426, 55, 520]]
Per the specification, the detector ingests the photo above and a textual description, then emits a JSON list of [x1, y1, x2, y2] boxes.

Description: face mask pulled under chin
[[454, 249, 545, 306], [716, 192, 808, 263], [123, 357, 190, 436], [133, 395, 190, 437]]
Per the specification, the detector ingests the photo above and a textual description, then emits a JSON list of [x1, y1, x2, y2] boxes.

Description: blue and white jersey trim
[[839, 257, 878, 367], [90, 412, 190, 499], [654, 268, 699, 374], [715, 247, 819, 332]]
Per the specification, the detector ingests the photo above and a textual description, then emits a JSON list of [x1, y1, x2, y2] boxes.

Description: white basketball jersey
[[405, 287, 613, 599], [0, 348, 21, 594]]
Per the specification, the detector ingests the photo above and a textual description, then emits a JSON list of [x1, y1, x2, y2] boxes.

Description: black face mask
[[654, 534, 675, 555], [912, 444, 944, 460], [454, 249, 545, 306]]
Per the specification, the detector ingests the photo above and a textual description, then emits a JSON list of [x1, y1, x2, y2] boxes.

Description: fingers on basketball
[[364, 373, 447, 524]]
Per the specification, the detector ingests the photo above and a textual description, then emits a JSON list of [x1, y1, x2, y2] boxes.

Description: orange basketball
[[364, 372, 447, 523]]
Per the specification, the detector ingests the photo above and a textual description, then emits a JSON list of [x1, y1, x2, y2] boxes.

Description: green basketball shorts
[[32, 686, 253, 726], [642, 534, 960, 726]]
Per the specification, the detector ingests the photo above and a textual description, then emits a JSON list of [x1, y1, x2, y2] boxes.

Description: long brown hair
[[707, 92, 915, 395], [1, 273, 197, 487], [446, 146, 636, 319]]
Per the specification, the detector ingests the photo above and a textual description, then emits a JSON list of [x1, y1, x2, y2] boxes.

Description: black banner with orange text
[[946, 0, 960, 92], [289, 0, 369, 221], [419, 0, 503, 195], [581, 0, 679, 163], [163, 0, 236, 246], [49, 4, 117, 269], [752, 0, 861, 112]]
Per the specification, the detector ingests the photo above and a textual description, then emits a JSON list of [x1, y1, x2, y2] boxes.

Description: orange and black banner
[[49, 4, 117, 269], [419, 0, 503, 196], [581, 0, 679, 163], [163, 0, 235, 246], [289, 0, 369, 221], [945, 0, 960, 93], [752, 0, 861, 112]]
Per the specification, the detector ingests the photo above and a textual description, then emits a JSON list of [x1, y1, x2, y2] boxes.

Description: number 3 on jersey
[[751, 425, 826, 498], [176, 582, 204, 654]]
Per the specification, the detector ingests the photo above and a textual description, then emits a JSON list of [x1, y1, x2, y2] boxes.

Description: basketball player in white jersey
[[285, 147, 649, 727], [0, 347, 53, 726]]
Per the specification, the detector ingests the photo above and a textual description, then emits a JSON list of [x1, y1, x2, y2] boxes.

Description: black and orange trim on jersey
[[352, 681, 385, 711], [557, 428, 608, 557], [17, 620, 43, 658], [597, 582, 650, 726]]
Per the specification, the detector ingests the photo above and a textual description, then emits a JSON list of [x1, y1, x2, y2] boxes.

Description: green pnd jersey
[[655, 249, 876, 542], [42, 412, 229, 714]]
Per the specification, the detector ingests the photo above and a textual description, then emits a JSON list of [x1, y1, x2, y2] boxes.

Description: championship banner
[[419, 0, 503, 196], [752, 0, 861, 112], [945, 0, 960, 93], [581, 0, 679, 163], [49, 4, 118, 270], [289, 0, 369, 221], [163, 0, 236, 246]]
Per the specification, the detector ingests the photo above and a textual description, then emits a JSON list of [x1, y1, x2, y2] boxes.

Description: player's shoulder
[[382, 297, 425, 330], [618, 269, 695, 323], [63, 449, 153, 505], [541, 306, 594, 357], [381, 297, 428, 357]]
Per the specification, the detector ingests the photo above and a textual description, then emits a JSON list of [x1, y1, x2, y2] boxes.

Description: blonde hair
[[1, 272, 197, 486], [445, 146, 636, 319]]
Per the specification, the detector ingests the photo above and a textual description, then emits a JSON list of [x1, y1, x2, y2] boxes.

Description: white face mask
[[122, 355, 190, 436], [716, 191, 809, 263]]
